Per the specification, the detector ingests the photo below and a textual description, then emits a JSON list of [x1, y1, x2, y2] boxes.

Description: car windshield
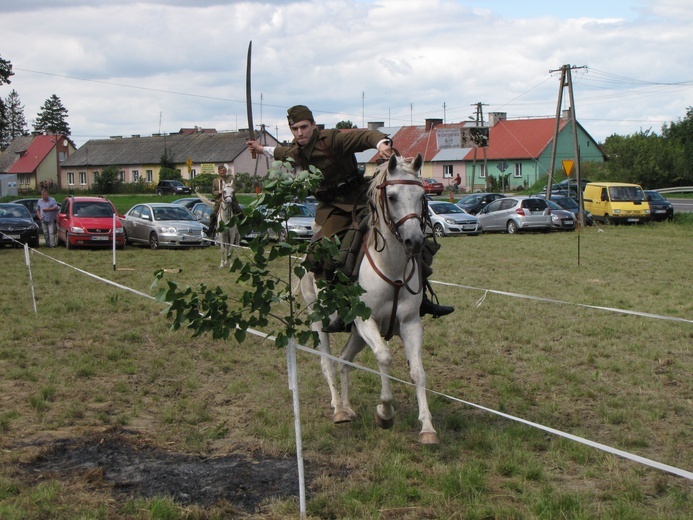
[[609, 186, 645, 201], [73, 202, 115, 217], [459, 194, 480, 204], [153, 207, 195, 221], [284, 205, 314, 217], [0, 205, 32, 218], [646, 191, 664, 201], [429, 202, 464, 214], [545, 200, 562, 210]]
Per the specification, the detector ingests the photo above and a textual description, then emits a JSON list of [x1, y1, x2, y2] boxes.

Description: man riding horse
[[246, 105, 454, 332], [208, 164, 242, 238]]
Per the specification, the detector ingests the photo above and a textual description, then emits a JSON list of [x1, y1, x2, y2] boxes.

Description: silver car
[[258, 203, 315, 241], [426, 201, 480, 237], [476, 196, 552, 234], [122, 203, 208, 249]]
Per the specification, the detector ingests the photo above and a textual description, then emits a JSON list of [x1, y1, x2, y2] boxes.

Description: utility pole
[[470, 102, 488, 193], [547, 64, 586, 225]]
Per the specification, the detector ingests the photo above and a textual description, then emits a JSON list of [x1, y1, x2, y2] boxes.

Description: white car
[[426, 201, 480, 237], [121, 203, 208, 249]]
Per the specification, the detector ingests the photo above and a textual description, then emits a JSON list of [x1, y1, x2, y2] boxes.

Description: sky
[[1, 0, 692, 148]]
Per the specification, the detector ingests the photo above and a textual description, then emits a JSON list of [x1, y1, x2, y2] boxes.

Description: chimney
[[488, 112, 507, 126], [561, 109, 571, 120], [368, 122, 384, 131], [425, 118, 443, 131]]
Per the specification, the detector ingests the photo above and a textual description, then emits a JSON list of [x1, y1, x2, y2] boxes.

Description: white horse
[[197, 181, 241, 268], [300, 153, 438, 444]]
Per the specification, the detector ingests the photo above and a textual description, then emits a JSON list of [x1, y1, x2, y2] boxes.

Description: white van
[[582, 182, 650, 224]]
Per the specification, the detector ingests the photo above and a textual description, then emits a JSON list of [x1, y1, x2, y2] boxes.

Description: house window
[[133, 170, 140, 182], [443, 165, 453, 179], [79, 172, 87, 185], [146, 170, 153, 183], [119, 171, 125, 182], [58, 151, 67, 162], [67, 172, 75, 185], [513, 163, 523, 178], [479, 164, 487, 178], [190, 169, 197, 178]]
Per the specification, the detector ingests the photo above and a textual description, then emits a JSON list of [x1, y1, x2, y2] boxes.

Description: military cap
[[287, 105, 314, 125]]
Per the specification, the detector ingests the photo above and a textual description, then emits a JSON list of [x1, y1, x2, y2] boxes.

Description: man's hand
[[377, 140, 393, 160], [246, 139, 264, 155]]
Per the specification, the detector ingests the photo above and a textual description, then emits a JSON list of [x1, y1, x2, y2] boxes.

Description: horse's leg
[[300, 275, 350, 423], [400, 320, 438, 444], [337, 332, 367, 420], [354, 319, 395, 429]]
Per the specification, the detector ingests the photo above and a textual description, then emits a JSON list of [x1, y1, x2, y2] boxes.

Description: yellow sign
[[200, 163, 216, 175], [562, 160, 574, 176], [186, 158, 193, 173]]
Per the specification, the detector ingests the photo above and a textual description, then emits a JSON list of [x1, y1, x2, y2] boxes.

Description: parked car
[[476, 196, 552, 234], [190, 202, 213, 228], [545, 200, 576, 231], [302, 195, 318, 215], [456, 193, 505, 215], [156, 180, 192, 196], [644, 190, 674, 221], [56, 196, 125, 249], [583, 182, 650, 225], [0, 203, 40, 248], [171, 197, 202, 210], [426, 201, 480, 237], [533, 193, 593, 226], [121, 203, 207, 249], [11, 198, 42, 229], [421, 178, 444, 195], [258, 203, 315, 241]]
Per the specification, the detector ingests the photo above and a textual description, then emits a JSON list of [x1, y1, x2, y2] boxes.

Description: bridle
[[365, 171, 427, 340]]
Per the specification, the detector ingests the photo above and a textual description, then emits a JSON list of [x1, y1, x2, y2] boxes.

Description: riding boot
[[319, 269, 352, 333], [419, 277, 455, 318]]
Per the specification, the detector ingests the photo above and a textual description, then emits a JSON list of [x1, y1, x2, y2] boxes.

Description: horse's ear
[[388, 153, 398, 173], [412, 153, 423, 173]]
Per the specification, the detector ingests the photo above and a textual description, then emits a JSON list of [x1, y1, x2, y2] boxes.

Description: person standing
[[36, 189, 59, 247], [247, 105, 453, 331]]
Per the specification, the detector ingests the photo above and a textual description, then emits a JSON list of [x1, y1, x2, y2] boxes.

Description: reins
[[366, 167, 426, 340]]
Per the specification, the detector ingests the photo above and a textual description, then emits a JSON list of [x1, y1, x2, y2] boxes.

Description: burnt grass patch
[[18, 429, 325, 514]]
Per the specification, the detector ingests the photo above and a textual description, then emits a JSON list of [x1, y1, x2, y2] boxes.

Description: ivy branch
[[153, 158, 370, 349]]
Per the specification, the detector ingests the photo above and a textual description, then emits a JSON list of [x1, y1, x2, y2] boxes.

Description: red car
[[56, 196, 125, 249], [421, 178, 444, 195]]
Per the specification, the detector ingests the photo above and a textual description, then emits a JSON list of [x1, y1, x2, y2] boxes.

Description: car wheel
[[604, 215, 615, 226], [506, 220, 518, 234], [65, 232, 73, 249], [156, 189, 163, 196], [30, 237, 40, 248], [433, 223, 445, 237], [149, 232, 159, 250], [123, 228, 131, 245]]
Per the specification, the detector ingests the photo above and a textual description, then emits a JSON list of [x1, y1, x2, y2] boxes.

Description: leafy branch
[[153, 159, 370, 348]]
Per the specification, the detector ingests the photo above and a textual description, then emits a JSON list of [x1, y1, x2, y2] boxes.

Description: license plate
[[655, 210, 665, 214], [91, 236, 110, 241], [626, 218, 639, 222], [462, 225, 476, 231], [8, 234, 21, 239], [181, 235, 198, 241]]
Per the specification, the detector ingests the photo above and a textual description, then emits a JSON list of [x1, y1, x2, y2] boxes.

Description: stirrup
[[420, 281, 455, 318]]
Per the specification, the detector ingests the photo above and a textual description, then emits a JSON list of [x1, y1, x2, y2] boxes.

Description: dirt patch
[[19, 429, 323, 514]]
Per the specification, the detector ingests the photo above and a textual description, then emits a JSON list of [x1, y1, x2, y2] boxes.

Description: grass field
[[0, 218, 691, 519]]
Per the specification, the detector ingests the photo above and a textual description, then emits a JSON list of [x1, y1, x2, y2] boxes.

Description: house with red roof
[[362, 112, 604, 192], [0, 134, 76, 193]]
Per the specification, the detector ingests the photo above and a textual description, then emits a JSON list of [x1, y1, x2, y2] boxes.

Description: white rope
[[19, 248, 693, 480]]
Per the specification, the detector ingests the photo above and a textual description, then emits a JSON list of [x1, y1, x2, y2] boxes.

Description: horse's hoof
[[418, 431, 439, 445], [333, 411, 352, 424], [375, 411, 395, 430]]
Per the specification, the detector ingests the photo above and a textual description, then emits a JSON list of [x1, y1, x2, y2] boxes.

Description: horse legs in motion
[[300, 153, 438, 444]]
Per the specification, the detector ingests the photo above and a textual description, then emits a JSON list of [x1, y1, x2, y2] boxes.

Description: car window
[[522, 199, 547, 211], [141, 206, 152, 220], [74, 201, 115, 217], [499, 199, 516, 211], [430, 202, 462, 214], [1, 205, 31, 218], [485, 199, 504, 213]]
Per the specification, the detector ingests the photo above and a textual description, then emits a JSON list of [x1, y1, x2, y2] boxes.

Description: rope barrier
[[16, 245, 693, 481]]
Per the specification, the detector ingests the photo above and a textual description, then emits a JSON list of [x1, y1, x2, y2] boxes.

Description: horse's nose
[[403, 236, 424, 257]]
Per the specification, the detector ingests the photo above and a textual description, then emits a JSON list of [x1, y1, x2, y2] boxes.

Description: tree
[[661, 107, 693, 186], [1, 89, 28, 148], [33, 94, 71, 135], [93, 165, 123, 194], [0, 54, 14, 148], [335, 120, 356, 129]]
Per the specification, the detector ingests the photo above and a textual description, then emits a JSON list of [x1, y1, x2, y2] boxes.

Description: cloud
[[2, 0, 692, 146]]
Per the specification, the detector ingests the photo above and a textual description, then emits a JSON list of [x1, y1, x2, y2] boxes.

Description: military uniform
[[273, 127, 387, 240]]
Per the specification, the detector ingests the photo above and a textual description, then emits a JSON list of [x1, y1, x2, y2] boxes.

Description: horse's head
[[221, 180, 235, 203], [368, 153, 426, 257]]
